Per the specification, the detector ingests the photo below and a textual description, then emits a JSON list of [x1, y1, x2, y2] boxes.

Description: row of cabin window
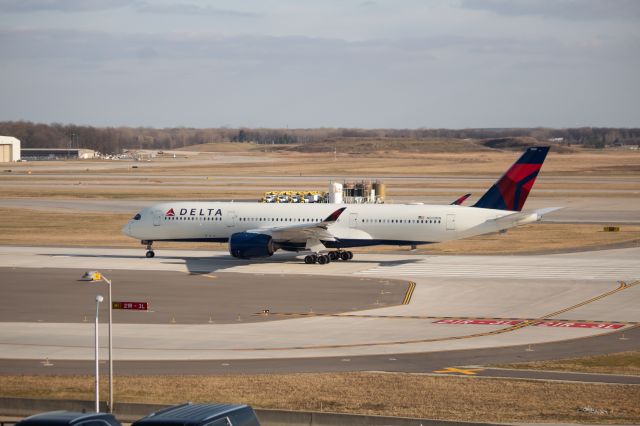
[[165, 216, 222, 221], [236, 218, 441, 224], [240, 218, 321, 222], [165, 216, 441, 224], [361, 219, 441, 224]]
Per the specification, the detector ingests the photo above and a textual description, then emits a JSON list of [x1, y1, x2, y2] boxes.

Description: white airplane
[[123, 147, 558, 264]]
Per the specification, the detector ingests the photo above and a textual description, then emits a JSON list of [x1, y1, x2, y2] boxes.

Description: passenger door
[[226, 210, 236, 228], [349, 212, 358, 228], [153, 210, 162, 226], [446, 214, 456, 231]]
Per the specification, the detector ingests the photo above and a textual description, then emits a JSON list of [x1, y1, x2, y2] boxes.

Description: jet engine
[[228, 232, 275, 259]]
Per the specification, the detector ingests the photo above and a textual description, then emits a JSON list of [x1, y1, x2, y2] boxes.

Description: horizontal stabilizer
[[492, 207, 563, 227]]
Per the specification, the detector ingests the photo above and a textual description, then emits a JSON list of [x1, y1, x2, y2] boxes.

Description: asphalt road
[[0, 268, 405, 324], [1, 268, 638, 384], [1, 260, 638, 385], [1, 326, 638, 384]]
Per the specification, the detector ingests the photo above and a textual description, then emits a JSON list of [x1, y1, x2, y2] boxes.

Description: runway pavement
[[0, 246, 638, 375], [1, 326, 638, 384], [0, 268, 405, 324]]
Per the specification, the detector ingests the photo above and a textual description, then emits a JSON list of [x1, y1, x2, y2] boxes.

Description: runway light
[[81, 271, 102, 281]]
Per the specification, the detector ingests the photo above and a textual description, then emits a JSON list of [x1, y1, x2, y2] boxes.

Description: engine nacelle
[[228, 232, 275, 259]]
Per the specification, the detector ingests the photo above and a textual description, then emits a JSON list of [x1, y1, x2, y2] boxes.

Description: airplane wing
[[246, 207, 347, 252]]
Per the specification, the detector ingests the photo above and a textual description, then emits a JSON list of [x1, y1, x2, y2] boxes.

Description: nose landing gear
[[142, 240, 155, 258]]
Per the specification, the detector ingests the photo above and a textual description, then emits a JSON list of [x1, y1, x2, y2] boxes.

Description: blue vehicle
[[131, 403, 260, 426], [16, 411, 121, 426]]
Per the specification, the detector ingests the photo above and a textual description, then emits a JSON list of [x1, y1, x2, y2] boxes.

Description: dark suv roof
[[16, 411, 120, 426], [132, 403, 255, 426]]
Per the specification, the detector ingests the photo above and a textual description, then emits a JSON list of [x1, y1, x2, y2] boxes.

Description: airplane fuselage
[[124, 201, 526, 249]]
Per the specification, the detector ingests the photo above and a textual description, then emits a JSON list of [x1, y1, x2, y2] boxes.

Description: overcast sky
[[0, 0, 638, 128]]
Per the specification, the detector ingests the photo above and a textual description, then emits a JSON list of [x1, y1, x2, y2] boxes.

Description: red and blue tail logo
[[473, 147, 549, 212]]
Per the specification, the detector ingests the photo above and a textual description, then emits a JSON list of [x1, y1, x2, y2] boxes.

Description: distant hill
[[479, 137, 576, 153], [285, 137, 491, 154], [0, 121, 637, 154]]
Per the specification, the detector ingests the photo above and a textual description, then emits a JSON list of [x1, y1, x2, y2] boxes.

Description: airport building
[[20, 148, 97, 160], [0, 136, 21, 162]]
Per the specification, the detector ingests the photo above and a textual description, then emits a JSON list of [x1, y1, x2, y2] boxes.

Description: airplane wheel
[[329, 251, 338, 260], [317, 255, 327, 265], [347, 251, 353, 260], [146, 250, 155, 258], [304, 255, 315, 264], [340, 251, 350, 261], [324, 254, 331, 264]]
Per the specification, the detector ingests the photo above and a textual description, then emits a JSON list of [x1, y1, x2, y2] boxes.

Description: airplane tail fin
[[473, 146, 549, 212]]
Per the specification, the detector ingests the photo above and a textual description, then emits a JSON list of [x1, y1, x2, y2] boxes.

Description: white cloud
[[0, 0, 132, 13], [135, 2, 260, 18], [459, 0, 640, 21], [0, 1, 638, 127]]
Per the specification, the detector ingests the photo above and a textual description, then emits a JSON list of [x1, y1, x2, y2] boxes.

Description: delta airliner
[[123, 147, 558, 264]]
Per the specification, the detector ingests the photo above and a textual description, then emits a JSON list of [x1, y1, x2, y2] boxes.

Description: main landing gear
[[304, 250, 353, 265], [142, 240, 155, 258]]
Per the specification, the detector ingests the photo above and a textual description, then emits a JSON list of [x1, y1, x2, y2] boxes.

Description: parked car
[[16, 411, 121, 426], [132, 403, 260, 426]]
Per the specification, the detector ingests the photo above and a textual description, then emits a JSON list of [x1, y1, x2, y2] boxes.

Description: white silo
[[328, 181, 343, 204]]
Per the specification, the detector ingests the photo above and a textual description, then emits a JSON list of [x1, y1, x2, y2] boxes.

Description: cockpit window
[[133, 213, 141, 220]]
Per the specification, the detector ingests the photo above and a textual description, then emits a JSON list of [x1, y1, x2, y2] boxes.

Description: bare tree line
[[0, 121, 638, 154]]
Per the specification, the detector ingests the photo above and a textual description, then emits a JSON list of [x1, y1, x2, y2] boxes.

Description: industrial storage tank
[[343, 182, 354, 198], [328, 182, 343, 204], [373, 181, 386, 202]]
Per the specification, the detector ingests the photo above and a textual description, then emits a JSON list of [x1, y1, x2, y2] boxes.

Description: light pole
[[95, 294, 103, 413], [82, 271, 113, 413]]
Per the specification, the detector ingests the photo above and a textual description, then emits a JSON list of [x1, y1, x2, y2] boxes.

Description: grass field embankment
[[0, 373, 638, 424], [494, 350, 640, 376]]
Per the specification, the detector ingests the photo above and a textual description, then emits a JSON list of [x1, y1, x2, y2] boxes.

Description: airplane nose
[[122, 222, 131, 236]]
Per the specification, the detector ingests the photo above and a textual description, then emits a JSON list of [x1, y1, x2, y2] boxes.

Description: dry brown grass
[[5, 149, 640, 177], [415, 223, 640, 255], [0, 373, 638, 423], [0, 209, 136, 247], [174, 142, 259, 152], [494, 351, 640, 376], [0, 186, 264, 200], [286, 137, 489, 154]]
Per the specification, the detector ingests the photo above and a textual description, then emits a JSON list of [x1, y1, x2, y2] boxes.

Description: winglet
[[323, 207, 347, 223], [451, 193, 471, 205]]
